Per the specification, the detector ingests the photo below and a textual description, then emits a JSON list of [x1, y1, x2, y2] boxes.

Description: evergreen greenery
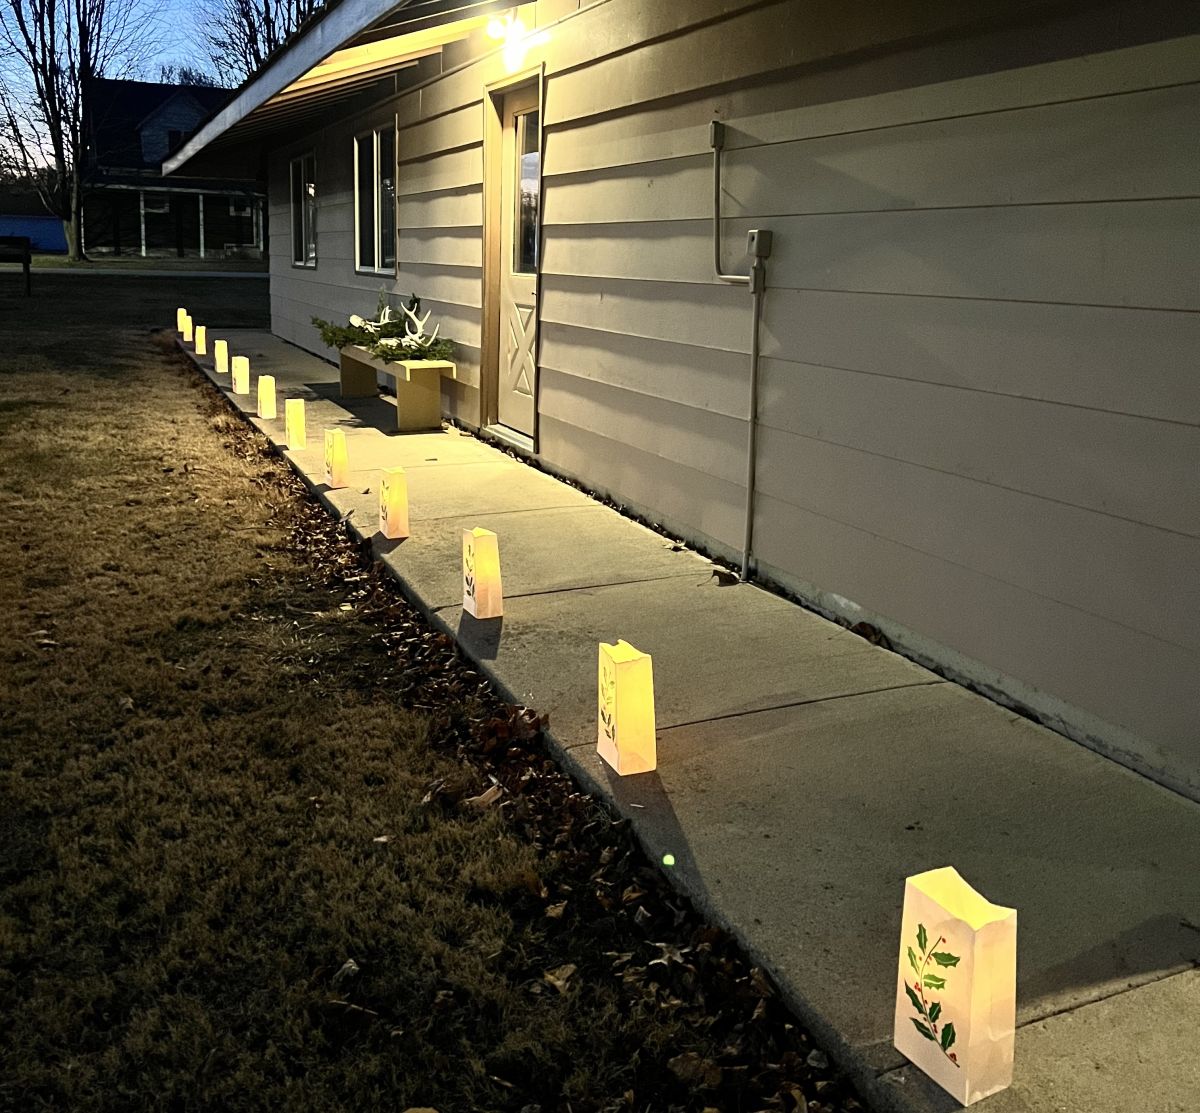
[[312, 291, 454, 364]]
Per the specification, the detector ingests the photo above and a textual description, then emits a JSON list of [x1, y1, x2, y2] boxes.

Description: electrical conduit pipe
[[710, 120, 770, 582]]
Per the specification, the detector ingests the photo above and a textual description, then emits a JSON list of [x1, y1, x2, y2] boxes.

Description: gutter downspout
[[710, 120, 771, 583]]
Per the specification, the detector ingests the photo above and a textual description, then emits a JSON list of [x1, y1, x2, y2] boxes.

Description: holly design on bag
[[905, 922, 961, 1066], [463, 542, 476, 602], [599, 658, 617, 746]]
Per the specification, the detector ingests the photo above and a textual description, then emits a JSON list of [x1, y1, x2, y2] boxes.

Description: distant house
[[165, 1, 1200, 803], [84, 78, 265, 259]]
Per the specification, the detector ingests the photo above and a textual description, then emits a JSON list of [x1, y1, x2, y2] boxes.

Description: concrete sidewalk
[[180, 328, 1200, 1113]]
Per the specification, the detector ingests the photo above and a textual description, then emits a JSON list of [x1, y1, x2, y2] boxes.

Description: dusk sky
[[137, 0, 212, 80]]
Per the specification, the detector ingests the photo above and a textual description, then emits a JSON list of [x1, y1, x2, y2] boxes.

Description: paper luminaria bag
[[181, 315, 193, 342], [194, 325, 207, 356], [284, 398, 306, 450], [597, 639, 656, 775], [257, 374, 277, 419], [231, 356, 250, 395], [462, 527, 502, 618], [176, 307, 188, 333], [213, 339, 229, 374], [379, 467, 409, 539], [324, 428, 348, 489], [894, 866, 1017, 1106]]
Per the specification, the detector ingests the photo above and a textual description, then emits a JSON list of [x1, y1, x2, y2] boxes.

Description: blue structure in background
[[0, 215, 66, 253]]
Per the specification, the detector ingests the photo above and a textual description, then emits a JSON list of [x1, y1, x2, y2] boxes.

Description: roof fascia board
[[164, 0, 410, 175]]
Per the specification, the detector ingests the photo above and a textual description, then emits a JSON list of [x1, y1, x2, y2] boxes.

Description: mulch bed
[[212, 365, 869, 1113]]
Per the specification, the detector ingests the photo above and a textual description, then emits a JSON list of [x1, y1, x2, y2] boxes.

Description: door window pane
[[515, 109, 540, 274], [290, 160, 303, 263], [356, 137, 374, 270], [377, 127, 396, 269], [303, 154, 317, 265]]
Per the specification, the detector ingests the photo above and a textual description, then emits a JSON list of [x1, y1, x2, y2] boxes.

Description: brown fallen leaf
[[543, 963, 577, 994], [751, 966, 775, 998], [330, 958, 360, 987], [667, 1050, 721, 1089], [648, 942, 686, 968], [544, 901, 567, 919], [464, 784, 502, 810]]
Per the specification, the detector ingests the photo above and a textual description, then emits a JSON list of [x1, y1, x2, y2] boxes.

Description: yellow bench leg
[[395, 369, 443, 432]]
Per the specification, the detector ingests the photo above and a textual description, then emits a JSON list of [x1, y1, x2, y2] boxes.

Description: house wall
[[266, 0, 1200, 798], [140, 94, 209, 165], [267, 80, 486, 419]]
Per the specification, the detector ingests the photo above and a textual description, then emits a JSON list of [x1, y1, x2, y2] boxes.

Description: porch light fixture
[[213, 339, 229, 374], [257, 374, 277, 419], [194, 325, 207, 356], [597, 640, 656, 775], [379, 466, 410, 539], [285, 398, 306, 450], [487, 11, 549, 72], [231, 355, 250, 395], [894, 866, 1017, 1106], [462, 527, 502, 618], [324, 428, 349, 489]]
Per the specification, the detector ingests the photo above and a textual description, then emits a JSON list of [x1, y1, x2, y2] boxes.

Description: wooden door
[[495, 84, 540, 437]]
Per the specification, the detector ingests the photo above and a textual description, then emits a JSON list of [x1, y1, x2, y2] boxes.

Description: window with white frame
[[290, 152, 317, 266], [355, 124, 396, 272]]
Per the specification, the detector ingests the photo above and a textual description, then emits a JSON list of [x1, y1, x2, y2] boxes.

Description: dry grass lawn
[[0, 274, 867, 1113]]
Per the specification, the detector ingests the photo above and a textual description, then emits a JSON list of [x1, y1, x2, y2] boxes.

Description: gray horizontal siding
[[540, 367, 747, 488], [752, 422, 1199, 652], [542, 199, 1200, 310], [540, 274, 750, 353], [268, 97, 485, 420], [260, 0, 1200, 795], [760, 289, 1200, 426], [542, 36, 1200, 175], [750, 491, 1200, 786], [757, 358, 1200, 536], [533, 6, 1200, 795], [544, 82, 1200, 218], [540, 321, 749, 419], [538, 413, 746, 558]]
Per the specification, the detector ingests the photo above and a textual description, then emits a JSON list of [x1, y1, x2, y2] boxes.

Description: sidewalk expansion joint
[[427, 570, 705, 613], [1009, 962, 1200, 1032], [413, 502, 598, 523], [621, 679, 951, 740]]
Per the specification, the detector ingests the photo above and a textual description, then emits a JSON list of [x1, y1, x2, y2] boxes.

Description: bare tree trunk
[[1, 0, 151, 263], [68, 164, 85, 261]]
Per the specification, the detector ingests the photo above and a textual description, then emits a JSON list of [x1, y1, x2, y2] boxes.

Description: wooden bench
[[339, 344, 456, 433], [0, 235, 32, 296]]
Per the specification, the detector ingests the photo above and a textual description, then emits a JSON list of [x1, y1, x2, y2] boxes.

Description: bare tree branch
[[199, 0, 325, 85], [0, 0, 154, 258]]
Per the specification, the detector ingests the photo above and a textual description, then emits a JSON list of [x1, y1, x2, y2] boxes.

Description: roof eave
[[163, 0, 410, 176]]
